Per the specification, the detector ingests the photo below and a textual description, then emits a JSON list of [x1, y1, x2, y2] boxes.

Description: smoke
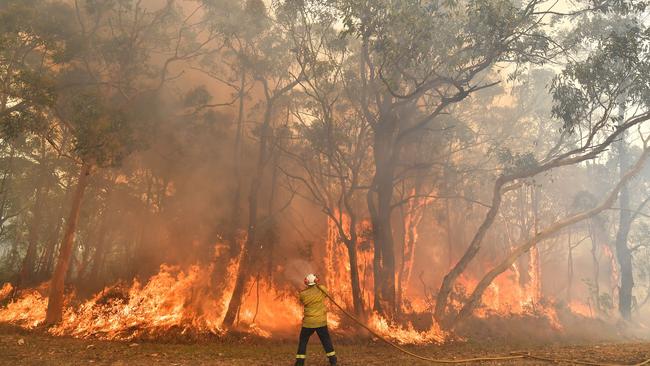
[[285, 259, 315, 287]]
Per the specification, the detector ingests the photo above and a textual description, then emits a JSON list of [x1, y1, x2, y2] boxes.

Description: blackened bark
[[346, 240, 364, 317]]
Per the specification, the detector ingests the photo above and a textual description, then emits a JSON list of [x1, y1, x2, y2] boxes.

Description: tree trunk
[[222, 88, 273, 328], [88, 220, 109, 287], [566, 229, 573, 302], [19, 183, 47, 286], [589, 221, 601, 311], [434, 177, 506, 324], [75, 237, 92, 283], [528, 186, 541, 303], [398, 194, 425, 312], [228, 70, 247, 258], [88, 183, 115, 288], [45, 162, 92, 326], [446, 199, 453, 269], [616, 128, 634, 320], [449, 147, 648, 328], [222, 168, 261, 328], [37, 171, 75, 280], [346, 240, 364, 317], [211, 71, 246, 295], [369, 122, 397, 317], [396, 205, 407, 313], [37, 217, 63, 280]]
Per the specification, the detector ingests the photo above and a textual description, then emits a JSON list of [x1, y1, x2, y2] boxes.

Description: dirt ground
[[1, 326, 650, 365]]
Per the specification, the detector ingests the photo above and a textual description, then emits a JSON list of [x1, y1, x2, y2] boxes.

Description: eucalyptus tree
[[290, 0, 553, 317], [440, 4, 650, 327], [199, 0, 311, 328], [1, 0, 213, 325], [284, 84, 373, 318], [0, 0, 78, 289], [272, 0, 374, 317]]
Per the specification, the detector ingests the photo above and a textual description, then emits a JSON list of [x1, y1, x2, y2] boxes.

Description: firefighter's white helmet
[[304, 273, 319, 286]]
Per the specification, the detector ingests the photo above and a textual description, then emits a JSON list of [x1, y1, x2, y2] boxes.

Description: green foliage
[[493, 147, 539, 174], [551, 17, 650, 131], [0, 0, 77, 138], [183, 86, 213, 108], [333, 0, 549, 89], [591, 0, 648, 14]]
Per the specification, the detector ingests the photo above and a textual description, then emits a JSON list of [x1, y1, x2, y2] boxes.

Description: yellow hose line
[[316, 286, 650, 365]]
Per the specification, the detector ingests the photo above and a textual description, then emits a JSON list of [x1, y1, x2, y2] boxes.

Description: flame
[[325, 213, 375, 312], [0, 286, 46, 329], [0, 282, 12, 301], [0, 212, 598, 343], [454, 273, 563, 329], [325, 212, 448, 344], [368, 313, 446, 345], [50, 264, 225, 339], [568, 301, 594, 318], [0, 262, 305, 340]]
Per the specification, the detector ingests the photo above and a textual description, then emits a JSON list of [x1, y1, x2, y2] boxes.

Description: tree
[[435, 6, 650, 326], [295, 0, 552, 317], [207, 0, 308, 328], [45, 1, 197, 325]]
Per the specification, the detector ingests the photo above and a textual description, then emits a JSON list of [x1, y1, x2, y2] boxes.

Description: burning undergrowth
[[0, 264, 449, 344], [0, 261, 606, 344], [0, 264, 287, 341], [0, 227, 604, 345]]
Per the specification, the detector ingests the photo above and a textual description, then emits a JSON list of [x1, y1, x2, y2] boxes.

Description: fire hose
[[316, 286, 650, 366]]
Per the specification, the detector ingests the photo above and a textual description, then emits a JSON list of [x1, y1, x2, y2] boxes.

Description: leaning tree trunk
[[450, 147, 649, 328], [221, 157, 262, 328], [434, 177, 506, 324], [45, 162, 92, 326]]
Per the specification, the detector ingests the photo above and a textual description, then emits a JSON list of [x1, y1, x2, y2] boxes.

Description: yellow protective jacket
[[299, 285, 328, 328]]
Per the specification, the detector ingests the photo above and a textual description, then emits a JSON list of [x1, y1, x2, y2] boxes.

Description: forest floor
[[2, 326, 650, 366]]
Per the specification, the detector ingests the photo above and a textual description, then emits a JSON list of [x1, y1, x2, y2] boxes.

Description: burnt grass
[[2, 324, 650, 366]]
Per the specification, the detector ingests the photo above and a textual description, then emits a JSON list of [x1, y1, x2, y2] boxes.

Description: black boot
[[294, 358, 305, 366], [328, 355, 337, 365]]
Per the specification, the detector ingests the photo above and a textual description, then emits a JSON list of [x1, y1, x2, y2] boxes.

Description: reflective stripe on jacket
[[299, 285, 328, 328]]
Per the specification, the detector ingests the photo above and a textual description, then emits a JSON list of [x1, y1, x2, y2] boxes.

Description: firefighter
[[295, 273, 337, 366]]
